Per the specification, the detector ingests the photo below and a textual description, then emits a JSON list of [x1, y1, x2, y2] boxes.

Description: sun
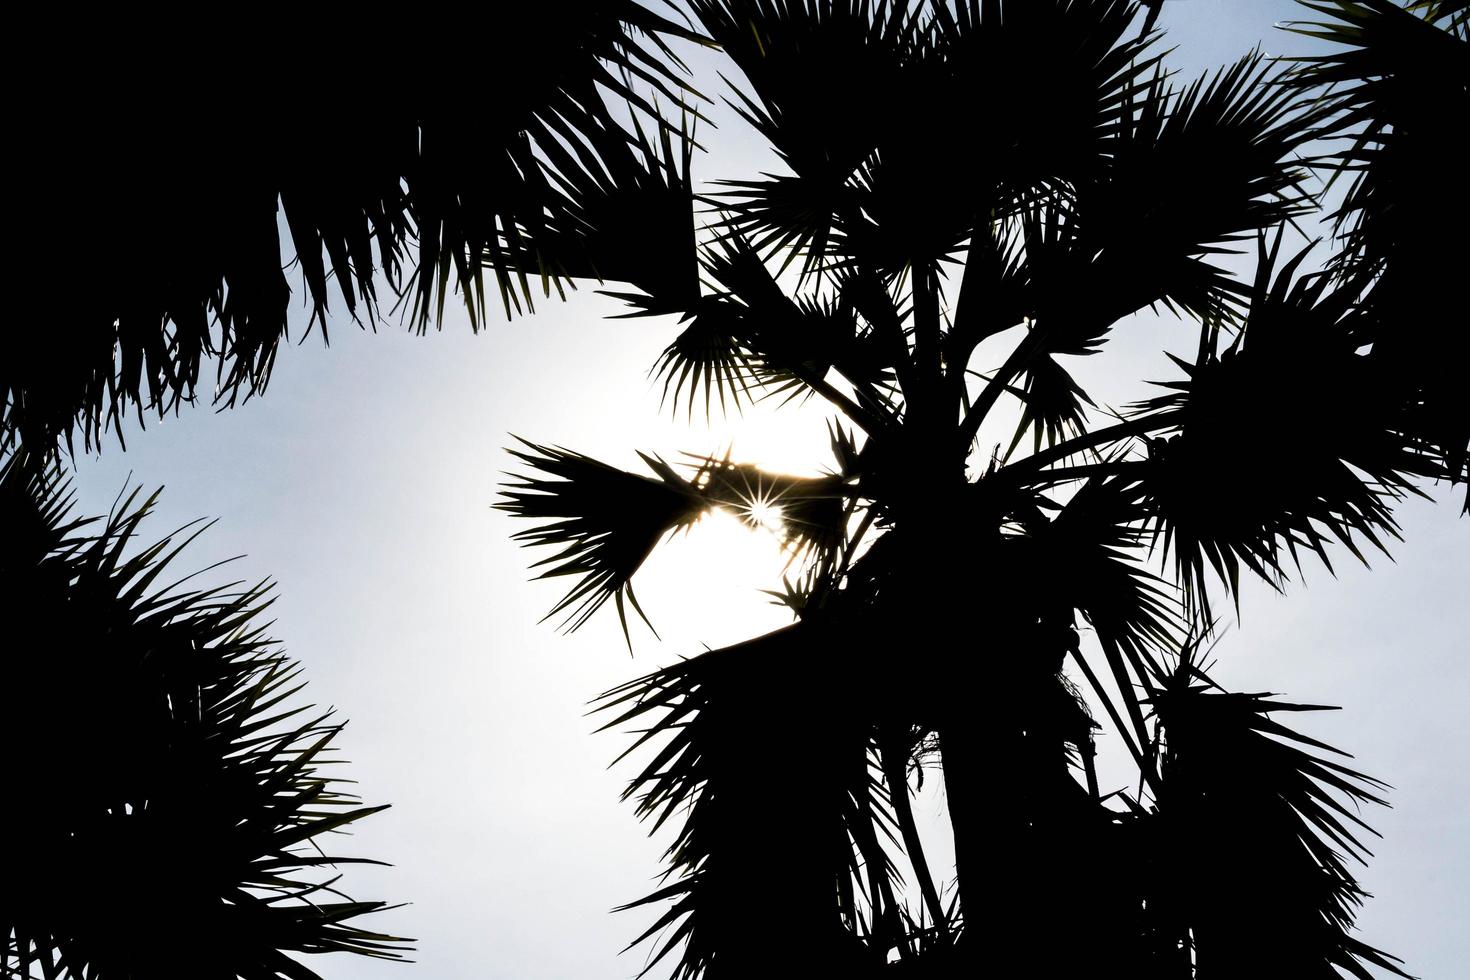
[[743, 499, 785, 533]]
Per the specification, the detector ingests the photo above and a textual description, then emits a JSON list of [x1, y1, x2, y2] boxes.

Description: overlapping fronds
[[697, 458, 850, 562], [1287, 0, 1470, 492], [692, 0, 924, 262], [1131, 236, 1449, 614], [1023, 53, 1315, 353], [701, 0, 1166, 270], [644, 236, 893, 420], [1150, 658, 1408, 978], [925, 0, 1161, 207], [497, 4, 1466, 977], [1288, 0, 1468, 276], [0, 455, 405, 979], [4, 3, 705, 455], [596, 626, 893, 979]]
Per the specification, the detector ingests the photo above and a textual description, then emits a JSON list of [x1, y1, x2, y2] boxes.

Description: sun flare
[[743, 500, 785, 533]]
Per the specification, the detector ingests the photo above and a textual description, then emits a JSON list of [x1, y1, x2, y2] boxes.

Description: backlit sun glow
[[742, 500, 785, 533]]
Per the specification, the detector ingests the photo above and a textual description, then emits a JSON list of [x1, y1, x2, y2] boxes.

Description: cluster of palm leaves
[[3, 2, 703, 454], [4, 6, 707, 975], [497, 2, 1467, 977], [0, 455, 406, 978]]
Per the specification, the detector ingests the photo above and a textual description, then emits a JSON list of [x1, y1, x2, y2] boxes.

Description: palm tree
[[3, 2, 705, 455], [499, 2, 1466, 977], [0, 454, 407, 978]]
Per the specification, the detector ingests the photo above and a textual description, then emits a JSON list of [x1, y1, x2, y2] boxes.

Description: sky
[[60, 2, 1467, 978]]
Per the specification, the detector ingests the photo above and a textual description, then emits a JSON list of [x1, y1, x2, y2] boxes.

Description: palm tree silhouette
[[1, 1, 1462, 977], [500, 2, 1466, 977]]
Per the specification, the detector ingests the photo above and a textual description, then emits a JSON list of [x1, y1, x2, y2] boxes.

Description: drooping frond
[[1020, 475, 1181, 774], [1006, 354, 1096, 457], [650, 301, 760, 419], [1149, 658, 1409, 978], [0, 455, 406, 979], [597, 625, 896, 979], [4, 4, 705, 455]]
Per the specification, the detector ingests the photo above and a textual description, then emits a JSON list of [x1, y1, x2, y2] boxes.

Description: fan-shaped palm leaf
[[1130, 235, 1448, 614], [497, 440, 707, 641]]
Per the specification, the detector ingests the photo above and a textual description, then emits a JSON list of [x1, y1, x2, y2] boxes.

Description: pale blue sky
[[62, 3, 1467, 978]]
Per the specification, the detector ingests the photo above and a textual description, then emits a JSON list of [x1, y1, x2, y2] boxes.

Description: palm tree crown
[[500, 2, 1467, 977]]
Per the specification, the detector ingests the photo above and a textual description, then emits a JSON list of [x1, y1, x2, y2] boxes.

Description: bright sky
[[64, 3, 1466, 978]]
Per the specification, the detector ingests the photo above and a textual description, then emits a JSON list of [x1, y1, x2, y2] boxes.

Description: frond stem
[[1001, 413, 1180, 479]]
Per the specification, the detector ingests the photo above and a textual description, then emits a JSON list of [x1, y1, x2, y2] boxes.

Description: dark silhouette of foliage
[[500, 2, 1466, 977], [0, 0, 1462, 977], [1287, 0, 1470, 504], [4, 3, 705, 455], [0, 456, 405, 979]]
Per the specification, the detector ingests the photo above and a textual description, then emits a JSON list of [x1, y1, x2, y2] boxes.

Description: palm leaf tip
[[496, 439, 707, 639]]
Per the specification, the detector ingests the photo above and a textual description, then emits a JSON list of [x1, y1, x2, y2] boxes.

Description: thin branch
[[1014, 460, 1148, 488]]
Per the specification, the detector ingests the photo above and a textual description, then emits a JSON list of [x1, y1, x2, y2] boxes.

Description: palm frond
[[497, 440, 707, 641], [696, 457, 850, 564], [1149, 655, 1409, 978], [691, 0, 921, 266], [650, 300, 760, 420], [534, 106, 701, 314], [596, 626, 887, 978], [1131, 236, 1448, 614], [1286, 0, 1470, 494], [1023, 52, 1316, 346], [931, 0, 1162, 192], [0, 455, 407, 979], [1020, 475, 1181, 780], [4, 3, 706, 455], [1006, 354, 1097, 458]]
